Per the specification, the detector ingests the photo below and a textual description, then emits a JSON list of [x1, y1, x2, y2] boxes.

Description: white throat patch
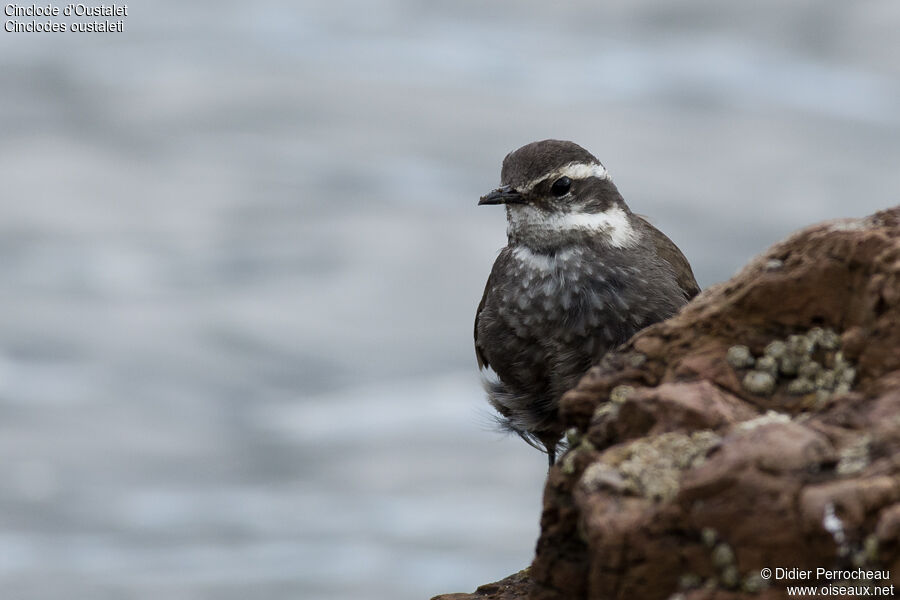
[[520, 161, 609, 193], [511, 245, 579, 271], [507, 204, 639, 249]]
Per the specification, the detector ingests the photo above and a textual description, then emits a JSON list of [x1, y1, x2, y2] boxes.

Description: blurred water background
[[1, 1, 899, 599]]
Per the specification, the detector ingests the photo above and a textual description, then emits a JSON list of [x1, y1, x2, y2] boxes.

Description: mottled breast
[[483, 244, 638, 361]]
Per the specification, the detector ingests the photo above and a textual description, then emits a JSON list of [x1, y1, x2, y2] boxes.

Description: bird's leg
[[544, 438, 557, 470]]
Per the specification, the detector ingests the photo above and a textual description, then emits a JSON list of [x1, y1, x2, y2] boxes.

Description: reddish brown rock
[[431, 570, 532, 600], [533, 206, 900, 599], [432, 206, 900, 600]]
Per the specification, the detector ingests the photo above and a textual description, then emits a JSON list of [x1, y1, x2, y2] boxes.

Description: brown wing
[[474, 271, 492, 369], [636, 215, 701, 301]]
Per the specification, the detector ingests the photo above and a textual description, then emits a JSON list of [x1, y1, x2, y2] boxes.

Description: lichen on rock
[[729, 326, 857, 408], [581, 431, 720, 501]]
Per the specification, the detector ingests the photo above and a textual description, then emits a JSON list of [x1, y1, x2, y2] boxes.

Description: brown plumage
[[475, 140, 699, 466]]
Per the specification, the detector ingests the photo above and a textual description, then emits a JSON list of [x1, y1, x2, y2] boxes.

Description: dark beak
[[478, 185, 524, 206]]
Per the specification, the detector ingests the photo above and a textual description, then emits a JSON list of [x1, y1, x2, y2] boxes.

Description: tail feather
[[480, 374, 565, 462]]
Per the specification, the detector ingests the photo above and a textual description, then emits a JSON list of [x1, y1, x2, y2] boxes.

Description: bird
[[474, 140, 700, 467]]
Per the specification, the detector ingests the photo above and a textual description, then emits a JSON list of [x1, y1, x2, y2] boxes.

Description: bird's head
[[479, 139, 638, 250]]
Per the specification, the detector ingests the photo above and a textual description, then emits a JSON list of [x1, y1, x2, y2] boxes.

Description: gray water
[[1, 2, 899, 599]]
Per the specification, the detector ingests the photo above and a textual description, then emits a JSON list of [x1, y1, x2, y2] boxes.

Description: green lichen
[[755, 355, 778, 376], [678, 573, 702, 590], [836, 435, 871, 476], [701, 527, 718, 548], [612, 431, 721, 501], [737, 410, 791, 431], [763, 340, 787, 360], [560, 451, 577, 475], [580, 462, 629, 494], [627, 352, 647, 368], [720, 565, 740, 589], [743, 371, 776, 396], [862, 534, 880, 563], [592, 385, 635, 424], [609, 384, 635, 404], [565, 427, 582, 447], [731, 327, 856, 404], [787, 377, 816, 395], [711, 543, 735, 570], [742, 573, 768, 593], [726, 345, 755, 368]]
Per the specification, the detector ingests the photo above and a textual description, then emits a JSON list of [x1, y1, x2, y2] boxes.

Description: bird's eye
[[550, 176, 572, 197]]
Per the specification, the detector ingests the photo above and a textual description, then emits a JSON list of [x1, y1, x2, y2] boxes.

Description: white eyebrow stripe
[[520, 162, 610, 193]]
